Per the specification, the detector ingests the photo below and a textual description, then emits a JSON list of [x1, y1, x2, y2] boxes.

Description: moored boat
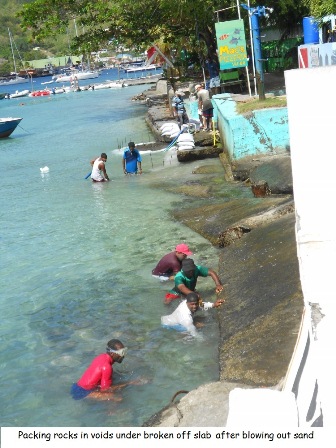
[[0, 76, 28, 86], [93, 81, 125, 90], [29, 90, 51, 97], [125, 63, 160, 73], [91, 82, 111, 90], [9, 89, 30, 99], [1, 29, 29, 86], [0, 117, 22, 138], [54, 70, 99, 83], [108, 81, 125, 88], [51, 86, 72, 94]]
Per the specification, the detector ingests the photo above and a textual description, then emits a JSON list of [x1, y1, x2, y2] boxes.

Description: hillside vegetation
[[0, 0, 73, 74]]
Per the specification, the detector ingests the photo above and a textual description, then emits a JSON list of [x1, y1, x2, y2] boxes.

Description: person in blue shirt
[[122, 142, 142, 174], [172, 91, 189, 128]]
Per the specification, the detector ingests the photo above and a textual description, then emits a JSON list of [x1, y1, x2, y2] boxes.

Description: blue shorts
[[162, 324, 187, 332], [70, 383, 93, 400]]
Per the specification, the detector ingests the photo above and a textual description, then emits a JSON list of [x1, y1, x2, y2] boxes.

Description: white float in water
[[40, 166, 49, 173]]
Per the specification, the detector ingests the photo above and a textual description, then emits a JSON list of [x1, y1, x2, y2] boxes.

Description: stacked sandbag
[[188, 117, 201, 132], [159, 122, 181, 139], [176, 132, 195, 151]]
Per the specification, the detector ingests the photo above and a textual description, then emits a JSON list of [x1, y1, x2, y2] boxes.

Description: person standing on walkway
[[195, 83, 211, 130], [90, 153, 109, 182], [201, 97, 214, 131], [152, 243, 193, 281], [206, 58, 220, 95], [172, 91, 189, 128], [123, 142, 142, 174]]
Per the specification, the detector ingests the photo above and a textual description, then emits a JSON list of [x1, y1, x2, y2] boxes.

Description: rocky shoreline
[[138, 79, 304, 426]]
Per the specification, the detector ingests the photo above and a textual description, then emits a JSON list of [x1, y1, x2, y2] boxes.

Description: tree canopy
[[17, 0, 336, 75], [304, 0, 336, 20], [19, 0, 313, 62]]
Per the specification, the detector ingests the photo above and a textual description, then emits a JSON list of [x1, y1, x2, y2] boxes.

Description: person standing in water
[[122, 142, 142, 174]]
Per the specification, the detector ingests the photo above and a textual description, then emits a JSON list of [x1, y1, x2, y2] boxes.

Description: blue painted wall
[[212, 93, 289, 160]]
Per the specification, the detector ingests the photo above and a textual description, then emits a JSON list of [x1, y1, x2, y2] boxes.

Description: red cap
[[175, 243, 193, 256]]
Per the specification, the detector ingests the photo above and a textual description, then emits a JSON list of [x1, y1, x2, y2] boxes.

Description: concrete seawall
[[141, 77, 303, 427], [213, 93, 289, 160]]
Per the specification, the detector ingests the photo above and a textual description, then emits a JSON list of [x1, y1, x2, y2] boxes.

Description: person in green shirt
[[164, 258, 224, 305]]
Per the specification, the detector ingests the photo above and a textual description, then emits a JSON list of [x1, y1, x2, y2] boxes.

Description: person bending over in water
[[164, 258, 224, 305], [71, 339, 136, 401], [152, 243, 193, 281], [90, 152, 109, 182], [161, 292, 224, 338]]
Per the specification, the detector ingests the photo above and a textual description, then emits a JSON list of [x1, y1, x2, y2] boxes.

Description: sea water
[[0, 70, 222, 427]]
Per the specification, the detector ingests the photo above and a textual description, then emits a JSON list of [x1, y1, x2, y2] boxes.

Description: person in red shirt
[[71, 339, 128, 401], [152, 243, 193, 281]]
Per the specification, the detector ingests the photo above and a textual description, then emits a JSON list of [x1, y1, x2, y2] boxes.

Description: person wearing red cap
[[152, 243, 193, 282]]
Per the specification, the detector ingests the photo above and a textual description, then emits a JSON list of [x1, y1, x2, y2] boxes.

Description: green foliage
[[17, 0, 236, 64], [303, 0, 336, 19], [16, 0, 314, 63], [0, 0, 73, 75], [261, 0, 310, 39], [4, 0, 335, 78], [0, 61, 11, 76]]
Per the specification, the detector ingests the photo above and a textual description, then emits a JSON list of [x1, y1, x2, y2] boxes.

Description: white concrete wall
[[227, 65, 336, 429], [284, 65, 336, 426]]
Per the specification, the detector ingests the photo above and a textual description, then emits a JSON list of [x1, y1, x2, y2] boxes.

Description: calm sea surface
[[0, 69, 222, 427]]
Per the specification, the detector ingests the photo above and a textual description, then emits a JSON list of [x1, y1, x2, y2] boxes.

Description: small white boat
[[9, 89, 30, 99], [125, 64, 160, 73], [88, 81, 125, 90], [54, 70, 99, 83], [108, 81, 125, 88], [93, 83, 111, 90], [1, 30, 29, 86], [0, 76, 28, 86], [51, 86, 71, 94]]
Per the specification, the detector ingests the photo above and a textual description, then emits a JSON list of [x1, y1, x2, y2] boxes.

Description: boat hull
[[10, 89, 30, 99], [29, 90, 51, 97], [0, 77, 28, 86], [0, 117, 22, 138], [54, 71, 99, 83], [125, 64, 160, 73]]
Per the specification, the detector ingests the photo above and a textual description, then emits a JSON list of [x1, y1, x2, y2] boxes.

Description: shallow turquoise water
[[0, 72, 221, 427]]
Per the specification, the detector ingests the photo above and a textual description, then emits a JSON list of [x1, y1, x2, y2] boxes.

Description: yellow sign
[[215, 19, 248, 70]]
